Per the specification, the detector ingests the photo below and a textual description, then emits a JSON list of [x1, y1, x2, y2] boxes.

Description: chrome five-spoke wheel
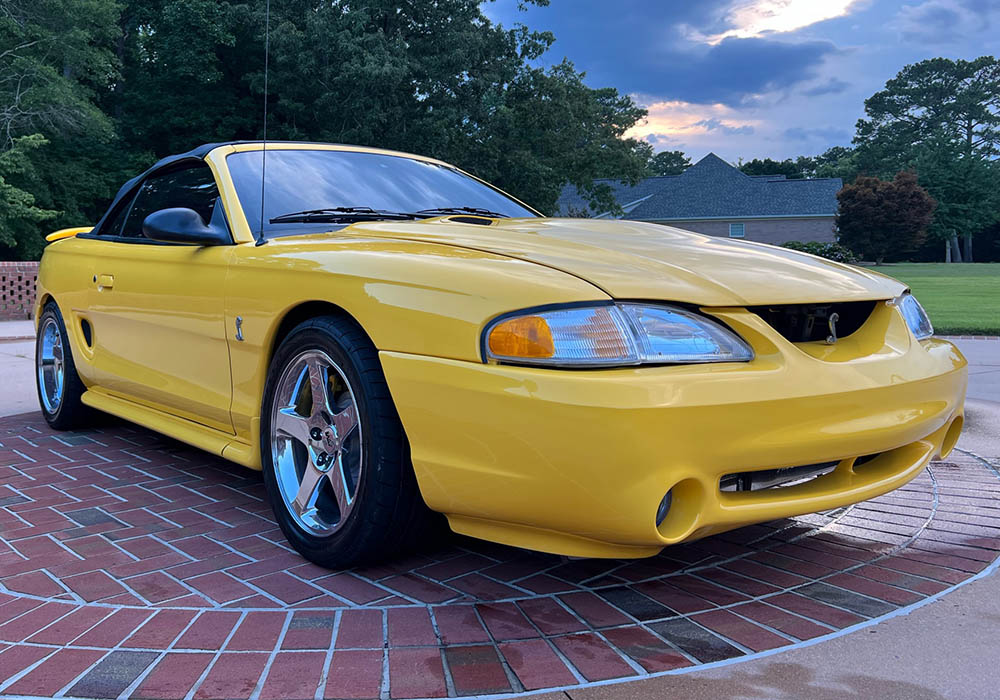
[[270, 349, 362, 537], [261, 315, 437, 568], [37, 316, 66, 414]]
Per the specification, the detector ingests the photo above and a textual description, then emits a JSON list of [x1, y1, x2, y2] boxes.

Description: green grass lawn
[[872, 263, 1000, 335]]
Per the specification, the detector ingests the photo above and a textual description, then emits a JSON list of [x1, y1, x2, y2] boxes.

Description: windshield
[[227, 149, 537, 235]]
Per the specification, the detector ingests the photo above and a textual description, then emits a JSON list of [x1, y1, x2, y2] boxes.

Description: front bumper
[[380, 304, 968, 558]]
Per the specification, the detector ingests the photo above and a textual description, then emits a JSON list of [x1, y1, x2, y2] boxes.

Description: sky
[[483, 0, 1000, 163]]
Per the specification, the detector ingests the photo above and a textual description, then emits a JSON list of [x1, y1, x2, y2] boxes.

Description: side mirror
[[142, 208, 230, 246]]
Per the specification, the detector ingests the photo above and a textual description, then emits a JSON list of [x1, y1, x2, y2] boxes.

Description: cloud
[[486, 0, 841, 105], [896, 0, 1000, 43], [686, 0, 867, 44], [644, 133, 683, 148], [802, 78, 850, 96], [695, 118, 756, 135], [626, 100, 760, 144], [655, 37, 838, 105], [783, 126, 851, 141]]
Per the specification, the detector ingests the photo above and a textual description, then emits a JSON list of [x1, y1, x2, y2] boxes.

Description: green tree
[[647, 150, 690, 176], [854, 56, 1000, 258], [836, 171, 936, 265], [107, 0, 647, 215], [811, 146, 859, 182], [0, 135, 56, 257], [738, 157, 808, 179], [0, 0, 654, 256], [913, 130, 1000, 260], [0, 0, 120, 258]]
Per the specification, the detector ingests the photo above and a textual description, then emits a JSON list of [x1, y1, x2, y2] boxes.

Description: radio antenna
[[254, 0, 271, 246]]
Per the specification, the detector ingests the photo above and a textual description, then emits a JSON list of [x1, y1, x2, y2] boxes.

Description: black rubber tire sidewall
[[259, 315, 427, 568], [35, 301, 90, 430]]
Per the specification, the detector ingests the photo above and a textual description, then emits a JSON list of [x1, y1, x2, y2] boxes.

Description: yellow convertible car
[[35, 141, 967, 567]]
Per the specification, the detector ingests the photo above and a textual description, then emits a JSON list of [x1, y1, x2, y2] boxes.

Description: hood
[[337, 217, 906, 307]]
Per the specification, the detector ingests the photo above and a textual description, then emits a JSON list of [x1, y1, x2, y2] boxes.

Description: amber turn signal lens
[[488, 316, 555, 358]]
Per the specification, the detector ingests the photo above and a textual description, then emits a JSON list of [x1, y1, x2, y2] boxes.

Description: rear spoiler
[[46, 226, 93, 242]]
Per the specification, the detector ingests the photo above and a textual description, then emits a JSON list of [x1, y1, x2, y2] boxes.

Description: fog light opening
[[940, 416, 963, 459], [655, 490, 673, 527], [655, 478, 703, 541]]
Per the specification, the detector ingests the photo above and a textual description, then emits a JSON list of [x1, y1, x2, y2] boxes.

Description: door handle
[[96, 274, 114, 291]]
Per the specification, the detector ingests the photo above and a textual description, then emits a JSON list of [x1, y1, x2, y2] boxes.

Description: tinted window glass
[[99, 193, 135, 237], [121, 165, 220, 238], [227, 149, 537, 235]]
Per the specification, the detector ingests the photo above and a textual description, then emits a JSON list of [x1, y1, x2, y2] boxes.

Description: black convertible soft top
[[93, 140, 343, 235], [92, 141, 231, 235]]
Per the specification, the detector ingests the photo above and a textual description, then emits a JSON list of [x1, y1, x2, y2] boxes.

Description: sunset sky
[[485, 0, 999, 162]]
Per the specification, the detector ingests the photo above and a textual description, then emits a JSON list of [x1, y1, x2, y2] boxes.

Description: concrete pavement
[[951, 337, 1000, 402], [0, 338, 36, 418]]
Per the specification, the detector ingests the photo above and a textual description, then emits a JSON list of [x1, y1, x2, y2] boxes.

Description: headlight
[[897, 293, 934, 340], [484, 303, 754, 367]]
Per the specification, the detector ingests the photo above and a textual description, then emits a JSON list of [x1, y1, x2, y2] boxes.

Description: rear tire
[[260, 314, 438, 568], [35, 301, 91, 430]]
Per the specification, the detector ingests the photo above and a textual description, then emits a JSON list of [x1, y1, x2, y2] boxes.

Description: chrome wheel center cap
[[320, 429, 339, 453]]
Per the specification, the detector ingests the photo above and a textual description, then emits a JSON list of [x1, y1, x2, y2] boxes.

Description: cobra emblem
[[825, 312, 840, 345]]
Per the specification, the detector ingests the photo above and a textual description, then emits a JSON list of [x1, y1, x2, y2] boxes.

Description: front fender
[[225, 234, 606, 442]]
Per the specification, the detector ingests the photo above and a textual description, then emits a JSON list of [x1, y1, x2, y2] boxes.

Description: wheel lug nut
[[310, 427, 322, 441]]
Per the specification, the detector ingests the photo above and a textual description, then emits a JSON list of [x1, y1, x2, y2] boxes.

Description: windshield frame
[[224, 146, 540, 239]]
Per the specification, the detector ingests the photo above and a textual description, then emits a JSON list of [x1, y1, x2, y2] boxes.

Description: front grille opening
[[720, 461, 839, 492], [748, 300, 877, 343]]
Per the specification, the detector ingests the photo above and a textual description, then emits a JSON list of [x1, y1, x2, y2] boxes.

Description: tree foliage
[[781, 240, 858, 264], [0, 0, 649, 258], [836, 171, 936, 265], [738, 157, 807, 179], [647, 150, 690, 176], [853, 56, 1000, 251], [738, 148, 859, 182], [0, 0, 122, 258], [0, 134, 56, 252]]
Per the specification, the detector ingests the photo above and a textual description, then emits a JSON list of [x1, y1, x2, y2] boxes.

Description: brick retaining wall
[[0, 260, 38, 320]]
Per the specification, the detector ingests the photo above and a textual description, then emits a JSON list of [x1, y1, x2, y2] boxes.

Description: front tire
[[260, 315, 435, 568], [35, 301, 90, 430]]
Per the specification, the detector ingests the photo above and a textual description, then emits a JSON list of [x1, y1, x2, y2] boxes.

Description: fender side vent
[[80, 319, 93, 348]]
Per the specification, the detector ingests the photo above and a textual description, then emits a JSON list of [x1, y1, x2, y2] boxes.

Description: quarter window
[[120, 165, 221, 238], [729, 223, 745, 238], [98, 197, 134, 238]]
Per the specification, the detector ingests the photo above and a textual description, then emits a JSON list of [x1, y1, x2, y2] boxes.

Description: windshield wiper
[[416, 206, 509, 218], [269, 207, 423, 224]]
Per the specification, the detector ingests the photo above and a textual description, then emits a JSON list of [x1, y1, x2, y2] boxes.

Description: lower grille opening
[[748, 300, 877, 343], [720, 461, 839, 492], [851, 453, 882, 471]]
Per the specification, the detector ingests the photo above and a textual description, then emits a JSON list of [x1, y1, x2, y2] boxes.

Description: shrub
[[783, 240, 859, 264], [836, 171, 936, 265]]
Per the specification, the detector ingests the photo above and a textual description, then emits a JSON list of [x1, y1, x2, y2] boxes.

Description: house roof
[[557, 153, 842, 220]]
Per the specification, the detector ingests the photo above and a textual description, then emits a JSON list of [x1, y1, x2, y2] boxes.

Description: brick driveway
[[1, 411, 998, 699]]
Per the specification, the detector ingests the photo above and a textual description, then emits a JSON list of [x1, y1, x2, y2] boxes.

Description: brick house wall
[[651, 217, 837, 245], [0, 261, 39, 320]]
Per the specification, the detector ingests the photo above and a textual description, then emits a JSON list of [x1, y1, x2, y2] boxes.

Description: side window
[[120, 165, 221, 239], [98, 194, 136, 237]]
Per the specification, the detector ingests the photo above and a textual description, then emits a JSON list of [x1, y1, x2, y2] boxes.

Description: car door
[[84, 163, 236, 434]]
